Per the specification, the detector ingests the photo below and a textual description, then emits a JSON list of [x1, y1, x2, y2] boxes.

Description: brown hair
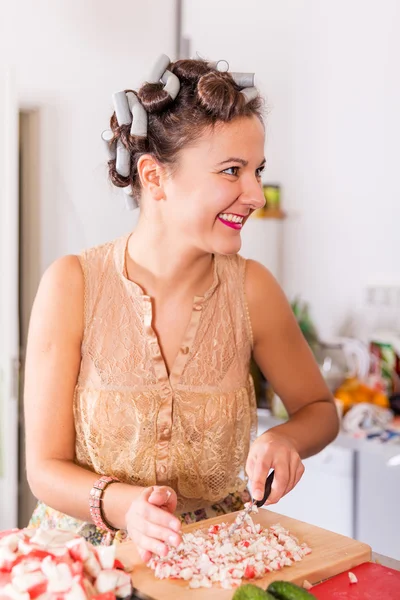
[[107, 58, 264, 202]]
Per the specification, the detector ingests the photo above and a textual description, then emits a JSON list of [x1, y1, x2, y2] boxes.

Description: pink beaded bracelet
[[89, 475, 120, 543]]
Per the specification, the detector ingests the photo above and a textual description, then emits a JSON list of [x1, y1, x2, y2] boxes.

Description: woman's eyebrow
[[216, 157, 266, 167], [216, 157, 248, 167]]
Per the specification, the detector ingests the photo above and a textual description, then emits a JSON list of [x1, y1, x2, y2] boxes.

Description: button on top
[[159, 464, 167, 474], [163, 427, 171, 437], [193, 304, 203, 311]]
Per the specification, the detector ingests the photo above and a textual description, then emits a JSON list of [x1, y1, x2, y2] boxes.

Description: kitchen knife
[[228, 470, 275, 537]]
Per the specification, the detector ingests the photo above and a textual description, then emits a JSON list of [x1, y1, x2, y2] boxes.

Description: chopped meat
[[0, 529, 131, 600], [348, 571, 358, 584], [149, 505, 312, 589]]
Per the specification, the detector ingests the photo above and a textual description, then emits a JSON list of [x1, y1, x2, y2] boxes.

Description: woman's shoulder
[[79, 235, 125, 265], [244, 258, 284, 306], [38, 235, 125, 300]]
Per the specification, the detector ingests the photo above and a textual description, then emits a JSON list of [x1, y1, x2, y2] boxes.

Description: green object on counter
[[267, 580, 316, 599], [233, 583, 276, 600], [291, 297, 319, 356]]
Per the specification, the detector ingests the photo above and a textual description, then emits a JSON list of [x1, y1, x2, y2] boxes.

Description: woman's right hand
[[125, 486, 182, 563]]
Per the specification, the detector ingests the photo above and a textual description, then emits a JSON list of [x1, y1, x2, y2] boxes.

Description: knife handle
[[255, 470, 275, 507]]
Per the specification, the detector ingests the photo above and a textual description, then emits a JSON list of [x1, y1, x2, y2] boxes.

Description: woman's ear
[[137, 154, 166, 201]]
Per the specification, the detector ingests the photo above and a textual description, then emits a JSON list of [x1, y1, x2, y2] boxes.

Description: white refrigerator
[[0, 69, 19, 530]]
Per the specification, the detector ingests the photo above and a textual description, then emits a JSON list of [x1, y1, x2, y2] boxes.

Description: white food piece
[[149, 516, 312, 589], [66, 538, 91, 563], [97, 545, 116, 570], [65, 580, 88, 600], [95, 568, 131, 597], [12, 572, 46, 593], [348, 571, 358, 584], [44, 562, 73, 593], [1, 584, 30, 600], [0, 527, 132, 600], [12, 560, 42, 577], [0, 547, 17, 570], [30, 529, 76, 548], [83, 552, 101, 578], [0, 535, 20, 553]]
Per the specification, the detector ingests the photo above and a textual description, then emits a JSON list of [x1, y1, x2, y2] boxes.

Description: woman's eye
[[256, 166, 265, 178], [222, 166, 239, 176]]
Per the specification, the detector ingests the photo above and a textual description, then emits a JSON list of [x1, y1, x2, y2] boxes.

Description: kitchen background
[[0, 0, 399, 560]]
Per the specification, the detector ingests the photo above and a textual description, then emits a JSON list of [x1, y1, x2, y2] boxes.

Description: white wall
[[183, 0, 400, 338], [0, 0, 177, 268], [1, 0, 399, 337], [0, 0, 177, 526]]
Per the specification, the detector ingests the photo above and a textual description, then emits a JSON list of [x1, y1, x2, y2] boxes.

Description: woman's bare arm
[[24, 255, 140, 529], [245, 259, 339, 459]]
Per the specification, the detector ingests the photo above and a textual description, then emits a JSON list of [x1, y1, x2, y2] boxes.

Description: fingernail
[[158, 544, 167, 556], [168, 535, 178, 546]]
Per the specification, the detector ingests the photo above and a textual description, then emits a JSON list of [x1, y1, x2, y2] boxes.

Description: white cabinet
[[355, 449, 400, 560], [265, 445, 354, 538]]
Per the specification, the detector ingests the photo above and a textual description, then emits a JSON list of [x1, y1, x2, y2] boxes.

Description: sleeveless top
[[29, 234, 257, 536]]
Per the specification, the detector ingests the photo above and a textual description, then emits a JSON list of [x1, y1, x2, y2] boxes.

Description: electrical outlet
[[365, 284, 400, 309]]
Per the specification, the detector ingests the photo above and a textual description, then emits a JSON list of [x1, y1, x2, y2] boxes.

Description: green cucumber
[[267, 580, 316, 600], [232, 583, 276, 600]]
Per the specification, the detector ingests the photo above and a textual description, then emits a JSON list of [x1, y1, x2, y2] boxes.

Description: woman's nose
[[240, 179, 266, 210]]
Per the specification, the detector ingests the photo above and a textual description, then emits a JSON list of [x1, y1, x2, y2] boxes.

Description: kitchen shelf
[[251, 208, 286, 220]]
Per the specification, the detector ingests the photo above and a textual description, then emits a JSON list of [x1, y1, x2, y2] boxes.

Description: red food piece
[[112, 561, 124, 572], [92, 593, 116, 600], [244, 566, 256, 579]]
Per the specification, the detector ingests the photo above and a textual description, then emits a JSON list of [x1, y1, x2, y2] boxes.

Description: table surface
[[372, 552, 400, 571]]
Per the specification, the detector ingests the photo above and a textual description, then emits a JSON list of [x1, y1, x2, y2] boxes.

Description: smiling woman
[[23, 54, 339, 560]]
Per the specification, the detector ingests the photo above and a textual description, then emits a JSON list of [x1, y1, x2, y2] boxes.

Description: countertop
[[256, 408, 400, 460], [371, 552, 400, 571]]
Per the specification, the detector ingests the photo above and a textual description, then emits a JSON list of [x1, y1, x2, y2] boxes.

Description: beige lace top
[[74, 234, 257, 513]]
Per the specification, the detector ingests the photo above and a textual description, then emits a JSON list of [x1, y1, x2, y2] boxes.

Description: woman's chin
[[212, 236, 242, 256]]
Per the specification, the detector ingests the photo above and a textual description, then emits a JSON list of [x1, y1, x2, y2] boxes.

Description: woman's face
[[160, 115, 266, 256]]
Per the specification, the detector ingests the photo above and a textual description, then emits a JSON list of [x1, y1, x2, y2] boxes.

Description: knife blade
[[227, 470, 275, 537]]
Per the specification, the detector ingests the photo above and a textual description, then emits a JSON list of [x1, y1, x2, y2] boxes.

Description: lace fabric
[[31, 233, 257, 531]]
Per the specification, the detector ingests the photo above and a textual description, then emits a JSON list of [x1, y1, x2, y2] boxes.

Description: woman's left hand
[[246, 430, 305, 505]]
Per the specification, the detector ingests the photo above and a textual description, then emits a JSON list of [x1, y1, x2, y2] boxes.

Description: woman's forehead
[[186, 116, 265, 163]]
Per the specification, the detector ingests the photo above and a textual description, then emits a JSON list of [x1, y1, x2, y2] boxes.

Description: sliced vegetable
[[267, 580, 317, 599], [232, 583, 276, 599]]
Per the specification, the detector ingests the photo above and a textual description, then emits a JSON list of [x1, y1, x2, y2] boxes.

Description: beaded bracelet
[[89, 475, 120, 544]]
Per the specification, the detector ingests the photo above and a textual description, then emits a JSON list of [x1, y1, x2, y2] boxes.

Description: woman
[[24, 55, 338, 561]]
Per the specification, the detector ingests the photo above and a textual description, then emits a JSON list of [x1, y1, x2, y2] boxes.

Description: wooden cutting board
[[117, 509, 371, 599]]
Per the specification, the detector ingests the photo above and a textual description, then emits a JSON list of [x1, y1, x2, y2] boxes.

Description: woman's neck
[[126, 221, 214, 299]]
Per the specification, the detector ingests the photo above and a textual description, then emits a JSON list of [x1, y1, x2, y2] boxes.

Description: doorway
[[18, 109, 41, 527]]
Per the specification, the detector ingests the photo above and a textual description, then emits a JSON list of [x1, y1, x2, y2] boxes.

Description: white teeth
[[218, 213, 244, 224]]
